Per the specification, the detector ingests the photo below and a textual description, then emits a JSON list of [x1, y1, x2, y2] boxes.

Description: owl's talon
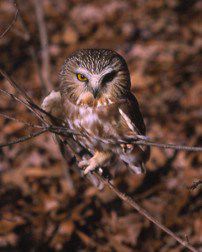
[[78, 151, 112, 175], [78, 158, 99, 175], [84, 165, 97, 175], [78, 160, 89, 168], [79, 160, 104, 175], [84, 159, 99, 174]]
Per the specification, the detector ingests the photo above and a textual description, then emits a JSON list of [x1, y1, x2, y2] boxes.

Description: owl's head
[[60, 49, 131, 106]]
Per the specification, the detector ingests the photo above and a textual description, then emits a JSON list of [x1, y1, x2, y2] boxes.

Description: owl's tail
[[129, 144, 150, 174], [120, 145, 150, 174]]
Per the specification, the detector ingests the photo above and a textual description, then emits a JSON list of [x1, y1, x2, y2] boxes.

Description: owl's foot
[[79, 158, 99, 174], [78, 151, 112, 175]]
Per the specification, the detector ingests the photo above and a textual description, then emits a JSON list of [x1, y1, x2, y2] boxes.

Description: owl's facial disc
[[60, 49, 132, 105], [76, 67, 117, 99]]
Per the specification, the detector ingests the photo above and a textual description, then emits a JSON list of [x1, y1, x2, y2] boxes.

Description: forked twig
[[0, 68, 36, 103], [0, 68, 67, 125], [0, 86, 47, 125], [0, 128, 47, 148]]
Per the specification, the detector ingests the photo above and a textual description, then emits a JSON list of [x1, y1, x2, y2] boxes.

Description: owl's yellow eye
[[76, 73, 88, 82]]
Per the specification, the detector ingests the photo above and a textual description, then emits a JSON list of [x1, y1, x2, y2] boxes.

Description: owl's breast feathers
[[62, 93, 147, 153]]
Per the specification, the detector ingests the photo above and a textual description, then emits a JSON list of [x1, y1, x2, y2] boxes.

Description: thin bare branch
[[0, 69, 52, 125], [34, 0, 52, 92], [0, 69, 66, 126], [1, 83, 201, 153], [135, 139, 202, 152], [48, 126, 79, 136], [0, 112, 43, 129], [0, 87, 47, 125], [49, 127, 202, 152], [0, 68, 35, 103], [0, 128, 47, 148], [0, 113, 79, 149], [0, 3, 19, 38]]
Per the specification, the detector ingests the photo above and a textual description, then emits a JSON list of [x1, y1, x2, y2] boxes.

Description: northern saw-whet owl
[[58, 49, 150, 175]]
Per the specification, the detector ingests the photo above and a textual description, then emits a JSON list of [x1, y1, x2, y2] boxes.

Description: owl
[[42, 49, 150, 177]]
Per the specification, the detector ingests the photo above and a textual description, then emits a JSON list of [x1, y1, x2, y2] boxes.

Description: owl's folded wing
[[118, 93, 146, 141]]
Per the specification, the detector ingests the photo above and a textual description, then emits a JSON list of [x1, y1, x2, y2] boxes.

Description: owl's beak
[[90, 77, 100, 98], [92, 87, 99, 98]]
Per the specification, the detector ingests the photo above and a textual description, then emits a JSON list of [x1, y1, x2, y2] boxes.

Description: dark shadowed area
[[0, 0, 201, 251]]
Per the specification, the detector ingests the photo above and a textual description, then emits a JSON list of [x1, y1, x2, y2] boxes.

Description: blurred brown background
[[0, 0, 201, 251]]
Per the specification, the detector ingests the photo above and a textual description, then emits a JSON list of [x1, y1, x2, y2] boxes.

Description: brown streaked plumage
[[58, 48, 150, 175]]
